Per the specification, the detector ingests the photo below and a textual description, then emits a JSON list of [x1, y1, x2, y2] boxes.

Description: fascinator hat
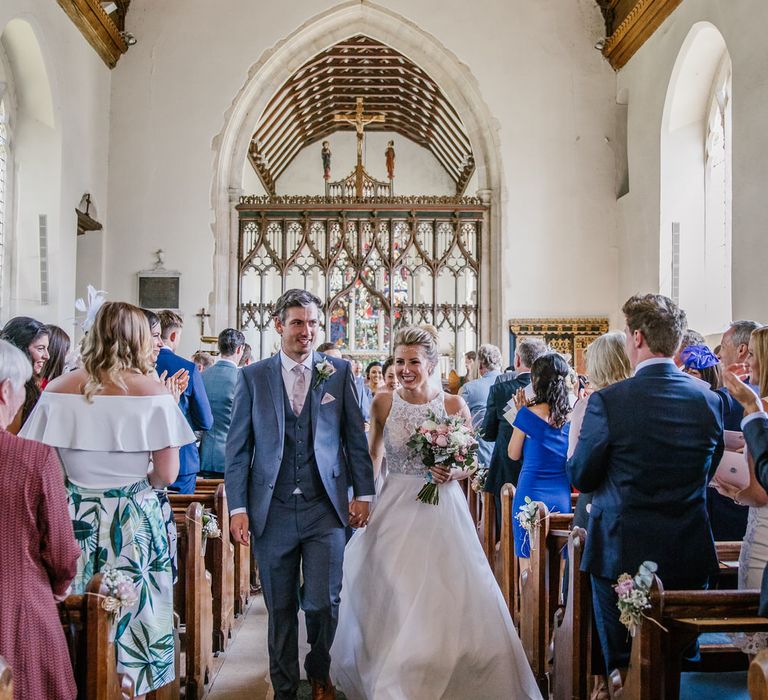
[[680, 345, 720, 371], [75, 285, 108, 333]]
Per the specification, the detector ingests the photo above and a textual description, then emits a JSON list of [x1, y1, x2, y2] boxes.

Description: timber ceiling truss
[[249, 35, 475, 196]]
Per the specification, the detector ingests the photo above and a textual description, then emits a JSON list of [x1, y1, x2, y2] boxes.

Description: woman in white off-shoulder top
[[21, 302, 195, 699]]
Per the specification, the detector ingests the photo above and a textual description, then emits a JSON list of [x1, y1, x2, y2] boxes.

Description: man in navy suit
[[481, 338, 547, 529], [567, 294, 724, 674], [156, 310, 213, 494]]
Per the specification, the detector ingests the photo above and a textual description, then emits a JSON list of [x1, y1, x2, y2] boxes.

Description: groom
[[225, 289, 375, 700]]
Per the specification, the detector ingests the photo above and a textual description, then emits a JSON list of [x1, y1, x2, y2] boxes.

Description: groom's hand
[[349, 500, 370, 528], [230, 513, 250, 546]]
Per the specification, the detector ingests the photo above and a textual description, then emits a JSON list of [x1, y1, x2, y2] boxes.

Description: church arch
[[660, 22, 731, 335], [211, 1, 503, 347]]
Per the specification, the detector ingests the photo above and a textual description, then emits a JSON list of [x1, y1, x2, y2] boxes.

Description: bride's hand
[[430, 466, 452, 484]]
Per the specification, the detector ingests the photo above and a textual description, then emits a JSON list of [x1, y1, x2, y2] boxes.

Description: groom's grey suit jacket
[[225, 351, 375, 538]]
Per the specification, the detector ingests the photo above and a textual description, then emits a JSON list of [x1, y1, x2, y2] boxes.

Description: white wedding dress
[[331, 391, 541, 699]]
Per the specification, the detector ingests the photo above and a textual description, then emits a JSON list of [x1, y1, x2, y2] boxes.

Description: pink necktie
[[291, 364, 307, 416]]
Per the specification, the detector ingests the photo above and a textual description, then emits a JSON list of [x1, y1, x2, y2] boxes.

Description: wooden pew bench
[[58, 573, 134, 700], [609, 577, 768, 700], [195, 477, 252, 616], [170, 485, 235, 652], [172, 501, 214, 700]]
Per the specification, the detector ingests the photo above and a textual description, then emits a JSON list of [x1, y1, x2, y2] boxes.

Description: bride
[[331, 326, 541, 699]]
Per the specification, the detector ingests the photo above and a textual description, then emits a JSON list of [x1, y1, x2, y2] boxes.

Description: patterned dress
[[0, 429, 81, 700], [21, 392, 195, 695]]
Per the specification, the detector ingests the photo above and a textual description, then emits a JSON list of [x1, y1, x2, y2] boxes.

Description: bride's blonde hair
[[393, 325, 439, 367], [81, 301, 154, 400]]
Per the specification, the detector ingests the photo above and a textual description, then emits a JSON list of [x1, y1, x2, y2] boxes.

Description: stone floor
[[205, 595, 345, 699]]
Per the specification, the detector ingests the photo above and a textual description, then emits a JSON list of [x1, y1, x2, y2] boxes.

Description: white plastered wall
[[617, 0, 768, 327], [0, 0, 111, 333], [107, 0, 620, 358]]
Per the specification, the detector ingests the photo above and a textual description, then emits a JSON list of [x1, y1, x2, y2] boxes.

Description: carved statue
[[322, 141, 332, 181], [385, 140, 395, 180]]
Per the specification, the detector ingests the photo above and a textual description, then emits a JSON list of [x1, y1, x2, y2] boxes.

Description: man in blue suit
[[481, 338, 547, 528], [156, 310, 213, 493], [460, 343, 503, 468], [567, 294, 724, 675], [226, 290, 375, 700], [199, 328, 245, 478]]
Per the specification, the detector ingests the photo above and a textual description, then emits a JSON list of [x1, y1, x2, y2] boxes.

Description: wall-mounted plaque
[[137, 269, 181, 310]]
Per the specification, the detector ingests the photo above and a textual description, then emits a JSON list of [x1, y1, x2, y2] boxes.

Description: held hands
[[349, 499, 370, 528], [230, 512, 250, 546]]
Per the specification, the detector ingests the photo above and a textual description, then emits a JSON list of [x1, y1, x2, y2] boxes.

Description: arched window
[[660, 24, 732, 335]]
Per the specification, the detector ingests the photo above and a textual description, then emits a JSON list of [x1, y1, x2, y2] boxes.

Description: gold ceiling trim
[[601, 0, 684, 70], [57, 0, 127, 69]]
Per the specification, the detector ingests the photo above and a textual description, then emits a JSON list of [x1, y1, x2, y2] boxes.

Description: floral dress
[[21, 391, 195, 694]]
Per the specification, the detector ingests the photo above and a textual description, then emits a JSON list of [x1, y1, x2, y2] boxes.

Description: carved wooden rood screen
[[237, 196, 487, 360]]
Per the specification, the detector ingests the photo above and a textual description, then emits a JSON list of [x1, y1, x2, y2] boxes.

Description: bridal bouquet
[[407, 410, 479, 505]]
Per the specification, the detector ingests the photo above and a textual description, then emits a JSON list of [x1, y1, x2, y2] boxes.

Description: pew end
[[750, 649, 768, 700]]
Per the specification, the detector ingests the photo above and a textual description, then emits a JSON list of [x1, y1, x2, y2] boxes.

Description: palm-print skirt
[[67, 477, 175, 694]]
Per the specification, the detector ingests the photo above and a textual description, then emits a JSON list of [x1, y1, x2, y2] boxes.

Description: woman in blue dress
[[508, 352, 572, 561]]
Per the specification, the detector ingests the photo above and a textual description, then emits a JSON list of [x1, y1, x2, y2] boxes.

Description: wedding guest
[[317, 341, 342, 359], [199, 328, 245, 478], [568, 332, 631, 528], [464, 350, 479, 382], [381, 356, 400, 393], [141, 308, 165, 362], [40, 325, 71, 388], [0, 340, 80, 700], [192, 350, 214, 373], [344, 353, 371, 422], [711, 320, 761, 540], [715, 328, 768, 594], [567, 294, 724, 676], [673, 328, 706, 367], [0, 316, 49, 433], [722, 369, 768, 616], [239, 342, 253, 367], [509, 353, 572, 562], [156, 310, 213, 493], [365, 360, 384, 398], [482, 338, 548, 528], [20, 302, 196, 698], [680, 344, 722, 390], [460, 343, 502, 468]]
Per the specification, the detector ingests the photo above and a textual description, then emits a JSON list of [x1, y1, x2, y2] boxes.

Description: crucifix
[[195, 307, 211, 337], [334, 97, 385, 196]]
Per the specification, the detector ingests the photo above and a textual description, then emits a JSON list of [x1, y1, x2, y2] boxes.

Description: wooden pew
[[519, 503, 573, 692], [609, 577, 768, 700], [170, 486, 235, 652], [551, 526, 593, 700], [0, 656, 12, 700], [58, 573, 134, 700], [173, 501, 214, 700], [483, 490, 497, 570], [195, 477, 251, 616], [750, 650, 768, 700], [499, 483, 519, 624]]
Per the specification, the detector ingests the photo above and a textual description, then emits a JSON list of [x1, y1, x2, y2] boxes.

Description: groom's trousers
[[252, 493, 346, 700]]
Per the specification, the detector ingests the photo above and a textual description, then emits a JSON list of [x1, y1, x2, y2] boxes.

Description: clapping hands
[[723, 369, 763, 416], [513, 387, 528, 410], [159, 368, 189, 403]]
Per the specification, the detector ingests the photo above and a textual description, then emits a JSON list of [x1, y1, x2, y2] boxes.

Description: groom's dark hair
[[274, 289, 323, 324]]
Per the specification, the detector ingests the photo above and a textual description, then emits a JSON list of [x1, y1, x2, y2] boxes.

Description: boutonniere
[[313, 359, 336, 389]]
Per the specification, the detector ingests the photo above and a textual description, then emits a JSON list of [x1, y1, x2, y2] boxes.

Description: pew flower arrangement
[[614, 560, 660, 636], [101, 566, 139, 620], [515, 496, 553, 551], [407, 410, 479, 505], [470, 467, 488, 493], [202, 510, 221, 540]]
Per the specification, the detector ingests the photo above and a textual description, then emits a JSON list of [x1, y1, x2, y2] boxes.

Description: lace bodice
[[383, 391, 447, 476]]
